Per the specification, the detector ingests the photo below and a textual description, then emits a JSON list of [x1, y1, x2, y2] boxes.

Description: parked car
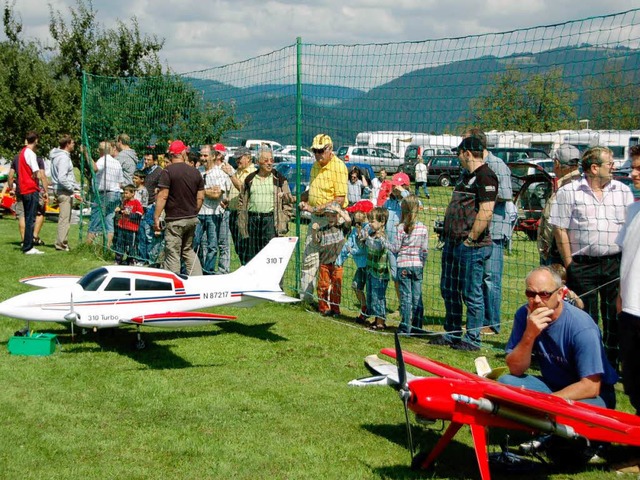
[[489, 147, 550, 163], [273, 146, 313, 163], [335, 146, 402, 173], [401, 145, 454, 180], [425, 155, 461, 187], [507, 161, 555, 240]]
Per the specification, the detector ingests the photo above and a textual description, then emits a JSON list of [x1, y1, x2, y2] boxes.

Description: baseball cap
[[167, 140, 187, 155], [232, 146, 251, 159], [323, 202, 342, 214], [391, 172, 410, 187], [213, 143, 226, 152], [346, 200, 374, 214], [454, 136, 485, 153], [553, 144, 581, 166], [311, 134, 333, 150]]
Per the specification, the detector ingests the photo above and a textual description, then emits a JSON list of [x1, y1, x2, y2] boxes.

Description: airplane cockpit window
[[78, 268, 108, 291], [104, 277, 131, 291], [135, 279, 173, 291]]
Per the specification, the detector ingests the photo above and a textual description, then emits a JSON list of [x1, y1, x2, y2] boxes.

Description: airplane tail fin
[[237, 236, 299, 303]]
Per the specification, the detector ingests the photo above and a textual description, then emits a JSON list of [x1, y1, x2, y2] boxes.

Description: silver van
[[335, 146, 402, 173]]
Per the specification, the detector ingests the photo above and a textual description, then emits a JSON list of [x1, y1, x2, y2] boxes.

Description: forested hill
[[185, 45, 640, 147]]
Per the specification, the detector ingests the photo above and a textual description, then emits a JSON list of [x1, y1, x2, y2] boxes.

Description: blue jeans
[[482, 238, 506, 333], [440, 241, 491, 346], [88, 191, 121, 235], [398, 266, 423, 333], [415, 181, 429, 196], [137, 205, 155, 262], [367, 273, 389, 319], [22, 191, 39, 252], [194, 212, 230, 275], [499, 374, 611, 409]]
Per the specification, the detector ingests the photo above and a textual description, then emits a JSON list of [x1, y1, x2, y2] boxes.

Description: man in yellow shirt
[[299, 134, 349, 302]]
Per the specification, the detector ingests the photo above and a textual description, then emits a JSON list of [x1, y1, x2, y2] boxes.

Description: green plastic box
[[8, 333, 57, 356]]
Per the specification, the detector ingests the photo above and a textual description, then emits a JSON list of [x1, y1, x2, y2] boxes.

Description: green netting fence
[[80, 9, 640, 337]]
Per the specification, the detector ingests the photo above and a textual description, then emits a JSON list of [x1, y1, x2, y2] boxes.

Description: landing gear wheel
[[135, 339, 146, 350]]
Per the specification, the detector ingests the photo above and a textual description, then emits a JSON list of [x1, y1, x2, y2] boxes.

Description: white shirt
[[199, 164, 232, 215], [24, 147, 39, 173], [616, 200, 640, 316], [549, 176, 633, 256], [415, 162, 427, 183], [94, 154, 124, 193]]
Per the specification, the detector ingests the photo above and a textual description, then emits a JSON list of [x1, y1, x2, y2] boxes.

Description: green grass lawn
[[0, 204, 633, 479]]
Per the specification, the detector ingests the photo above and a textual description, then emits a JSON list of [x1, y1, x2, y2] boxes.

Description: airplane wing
[[349, 354, 422, 387], [383, 348, 640, 446], [123, 311, 236, 328], [19, 274, 82, 288], [241, 291, 300, 303]]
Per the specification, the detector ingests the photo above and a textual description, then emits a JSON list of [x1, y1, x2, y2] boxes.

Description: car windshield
[[336, 147, 348, 157]]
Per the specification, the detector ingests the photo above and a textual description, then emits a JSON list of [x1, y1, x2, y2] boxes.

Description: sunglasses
[[524, 286, 561, 300], [312, 147, 327, 154]]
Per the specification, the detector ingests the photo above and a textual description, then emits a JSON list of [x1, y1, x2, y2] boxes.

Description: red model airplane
[[353, 333, 640, 480]]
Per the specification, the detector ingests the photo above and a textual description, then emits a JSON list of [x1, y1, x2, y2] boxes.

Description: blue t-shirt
[[506, 302, 618, 391]]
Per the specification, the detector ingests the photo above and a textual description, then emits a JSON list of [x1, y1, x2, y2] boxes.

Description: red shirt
[[117, 199, 143, 232]]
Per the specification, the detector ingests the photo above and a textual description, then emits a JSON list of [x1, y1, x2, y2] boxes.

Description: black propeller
[[395, 331, 415, 458]]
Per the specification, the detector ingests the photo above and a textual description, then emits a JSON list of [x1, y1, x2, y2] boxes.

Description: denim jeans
[[137, 205, 155, 262], [194, 212, 230, 275], [482, 238, 506, 333], [22, 191, 39, 252], [440, 241, 491, 346], [414, 181, 429, 196], [88, 191, 121, 235], [499, 374, 611, 409], [398, 266, 423, 333], [366, 273, 389, 319]]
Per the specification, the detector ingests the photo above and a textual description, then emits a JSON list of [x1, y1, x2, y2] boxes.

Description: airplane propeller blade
[[394, 331, 414, 459]]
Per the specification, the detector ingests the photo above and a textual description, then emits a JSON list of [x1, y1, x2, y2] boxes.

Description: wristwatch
[[464, 236, 479, 247]]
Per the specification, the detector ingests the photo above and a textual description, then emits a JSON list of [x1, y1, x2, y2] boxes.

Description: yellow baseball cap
[[311, 134, 333, 150]]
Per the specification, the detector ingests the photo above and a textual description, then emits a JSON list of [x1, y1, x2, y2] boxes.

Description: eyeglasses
[[524, 286, 561, 300]]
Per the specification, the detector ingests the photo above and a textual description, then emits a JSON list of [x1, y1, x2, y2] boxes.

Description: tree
[[82, 74, 241, 152], [583, 69, 640, 130], [469, 67, 578, 132], [0, 2, 69, 158]]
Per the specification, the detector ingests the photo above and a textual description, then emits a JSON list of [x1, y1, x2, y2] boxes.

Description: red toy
[[357, 334, 640, 479]]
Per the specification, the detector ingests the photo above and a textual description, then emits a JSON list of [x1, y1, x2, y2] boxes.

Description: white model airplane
[[0, 237, 299, 349]]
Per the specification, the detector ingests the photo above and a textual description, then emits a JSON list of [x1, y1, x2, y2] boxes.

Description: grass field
[[0, 198, 633, 479]]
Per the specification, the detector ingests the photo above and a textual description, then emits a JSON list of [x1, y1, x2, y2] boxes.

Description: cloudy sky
[[6, 0, 640, 74]]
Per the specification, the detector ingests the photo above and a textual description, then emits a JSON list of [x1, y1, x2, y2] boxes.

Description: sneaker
[[55, 244, 70, 251], [481, 327, 497, 335], [33, 237, 45, 246], [451, 341, 480, 352], [429, 335, 453, 346], [24, 247, 44, 255], [320, 310, 334, 317]]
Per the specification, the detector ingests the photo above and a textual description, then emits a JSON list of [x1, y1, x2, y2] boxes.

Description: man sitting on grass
[[500, 266, 617, 409]]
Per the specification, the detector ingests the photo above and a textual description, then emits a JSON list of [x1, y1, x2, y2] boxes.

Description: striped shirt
[[388, 221, 429, 268]]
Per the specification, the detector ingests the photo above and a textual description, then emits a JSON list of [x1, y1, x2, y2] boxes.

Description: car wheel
[[439, 176, 451, 187]]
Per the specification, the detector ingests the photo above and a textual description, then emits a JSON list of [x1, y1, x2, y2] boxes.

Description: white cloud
[[4, 0, 640, 74]]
